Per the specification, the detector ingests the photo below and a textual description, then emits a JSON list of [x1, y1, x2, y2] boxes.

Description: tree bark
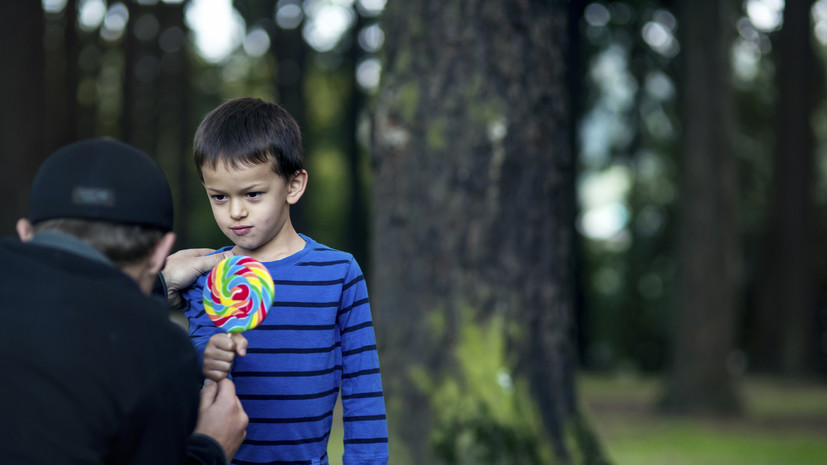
[[371, 1, 604, 463], [272, 14, 309, 233], [44, 0, 80, 154], [748, 0, 819, 376], [662, 0, 742, 414], [344, 11, 369, 270], [0, 2, 46, 234]]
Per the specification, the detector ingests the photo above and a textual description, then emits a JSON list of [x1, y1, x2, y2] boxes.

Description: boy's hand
[[203, 333, 248, 381]]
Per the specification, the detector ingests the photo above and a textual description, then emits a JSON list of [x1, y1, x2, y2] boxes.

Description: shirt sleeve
[[337, 257, 389, 465], [182, 275, 224, 366], [186, 433, 228, 465]]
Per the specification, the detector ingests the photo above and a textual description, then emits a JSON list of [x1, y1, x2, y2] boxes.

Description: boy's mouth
[[230, 225, 252, 235]]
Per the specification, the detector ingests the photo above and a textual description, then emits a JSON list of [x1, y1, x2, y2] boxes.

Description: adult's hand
[[162, 248, 233, 307], [195, 378, 248, 462]]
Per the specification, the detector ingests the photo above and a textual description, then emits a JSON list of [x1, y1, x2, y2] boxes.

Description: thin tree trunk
[[44, 0, 80, 154], [273, 20, 309, 232], [345, 12, 368, 269], [0, 2, 46, 234], [662, 0, 742, 414], [156, 1, 194, 246], [749, 0, 819, 376]]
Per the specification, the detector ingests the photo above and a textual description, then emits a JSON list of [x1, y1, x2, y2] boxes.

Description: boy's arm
[[181, 280, 224, 367], [338, 259, 389, 465]]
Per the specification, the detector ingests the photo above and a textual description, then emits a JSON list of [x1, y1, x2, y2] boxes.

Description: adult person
[[0, 138, 247, 464]]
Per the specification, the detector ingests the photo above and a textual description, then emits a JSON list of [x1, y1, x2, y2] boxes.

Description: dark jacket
[[0, 234, 225, 465]]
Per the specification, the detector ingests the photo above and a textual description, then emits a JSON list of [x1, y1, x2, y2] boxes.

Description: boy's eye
[[246, 192, 262, 199], [211, 194, 227, 202]]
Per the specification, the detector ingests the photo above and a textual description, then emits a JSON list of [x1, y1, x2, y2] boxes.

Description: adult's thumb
[[199, 380, 219, 411]]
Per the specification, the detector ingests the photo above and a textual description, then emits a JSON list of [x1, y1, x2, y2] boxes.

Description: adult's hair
[[33, 218, 165, 267], [193, 97, 304, 182]]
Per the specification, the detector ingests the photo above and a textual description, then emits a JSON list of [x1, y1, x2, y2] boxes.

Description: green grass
[[580, 374, 827, 465], [327, 375, 827, 464]]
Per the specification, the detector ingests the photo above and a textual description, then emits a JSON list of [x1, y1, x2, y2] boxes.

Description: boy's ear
[[286, 170, 308, 205]]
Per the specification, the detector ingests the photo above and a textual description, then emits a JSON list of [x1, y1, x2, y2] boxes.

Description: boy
[[182, 97, 389, 465]]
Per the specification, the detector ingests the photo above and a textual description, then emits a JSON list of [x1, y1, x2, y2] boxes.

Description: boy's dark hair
[[193, 97, 304, 182], [33, 218, 165, 267]]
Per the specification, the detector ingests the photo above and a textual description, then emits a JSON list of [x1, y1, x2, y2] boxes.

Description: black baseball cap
[[28, 138, 174, 231]]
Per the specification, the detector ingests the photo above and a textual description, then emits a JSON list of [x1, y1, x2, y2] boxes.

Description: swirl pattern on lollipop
[[203, 255, 274, 333]]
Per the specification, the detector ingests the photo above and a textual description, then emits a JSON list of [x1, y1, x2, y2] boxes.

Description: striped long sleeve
[[182, 235, 389, 465]]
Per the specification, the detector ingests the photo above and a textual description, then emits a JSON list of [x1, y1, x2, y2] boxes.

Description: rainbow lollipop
[[203, 255, 274, 333]]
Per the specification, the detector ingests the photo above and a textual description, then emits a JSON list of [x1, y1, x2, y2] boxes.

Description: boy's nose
[[229, 199, 246, 219]]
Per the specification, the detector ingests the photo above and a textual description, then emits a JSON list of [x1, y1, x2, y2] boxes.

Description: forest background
[[1, 0, 826, 464]]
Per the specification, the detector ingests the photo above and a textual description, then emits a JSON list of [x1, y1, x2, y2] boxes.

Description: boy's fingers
[[205, 357, 233, 370], [230, 333, 248, 357], [204, 369, 229, 382], [210, 333, 237, 352]]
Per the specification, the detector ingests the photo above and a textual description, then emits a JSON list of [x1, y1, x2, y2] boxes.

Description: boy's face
[[201, 161, 300, 260]]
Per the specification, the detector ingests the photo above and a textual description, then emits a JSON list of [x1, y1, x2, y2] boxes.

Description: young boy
[[181, 97, 389, 465]]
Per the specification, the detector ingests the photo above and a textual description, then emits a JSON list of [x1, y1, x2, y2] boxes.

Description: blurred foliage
[[577, 0, 827, 376], [577, 0, 681, 374]]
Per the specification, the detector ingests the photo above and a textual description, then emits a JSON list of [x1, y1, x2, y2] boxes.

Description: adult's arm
[[109, 359, 209, 465]]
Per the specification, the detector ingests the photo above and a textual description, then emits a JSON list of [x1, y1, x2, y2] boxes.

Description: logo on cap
[[72, 186, 115, 207]]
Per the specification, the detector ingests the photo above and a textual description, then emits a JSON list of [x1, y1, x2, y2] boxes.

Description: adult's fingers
[[199, 379, 219, 409], [175, 248, 217, 257]]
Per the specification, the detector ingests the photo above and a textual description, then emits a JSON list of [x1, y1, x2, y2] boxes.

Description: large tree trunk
[[748, 0, 819, 377], [0, 2, 46, 235], [662, 0, 742, 414], [371, 1, 604, 463]]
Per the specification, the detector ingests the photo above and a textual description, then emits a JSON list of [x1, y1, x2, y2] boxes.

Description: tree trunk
[[748, 0, 819, 377], [345, 12, 369, 270], [44, 0, 80, 154], [371, 1, 605, 463], [273, 17, 309, 233], [662, 0, 742, 414], [0, 2, 46, 234], [155, 1, 194, 246]]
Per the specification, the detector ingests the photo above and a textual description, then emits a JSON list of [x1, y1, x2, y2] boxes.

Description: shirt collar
[[29, 231, 114, 268]]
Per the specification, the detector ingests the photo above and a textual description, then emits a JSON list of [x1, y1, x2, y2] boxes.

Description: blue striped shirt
[[182, 235, 389, 465]]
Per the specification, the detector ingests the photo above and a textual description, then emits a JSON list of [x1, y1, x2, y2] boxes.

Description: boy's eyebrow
[[204, 182, 268, 193]]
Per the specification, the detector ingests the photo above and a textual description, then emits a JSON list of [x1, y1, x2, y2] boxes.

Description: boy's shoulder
[[300, 235, 353, 261]]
